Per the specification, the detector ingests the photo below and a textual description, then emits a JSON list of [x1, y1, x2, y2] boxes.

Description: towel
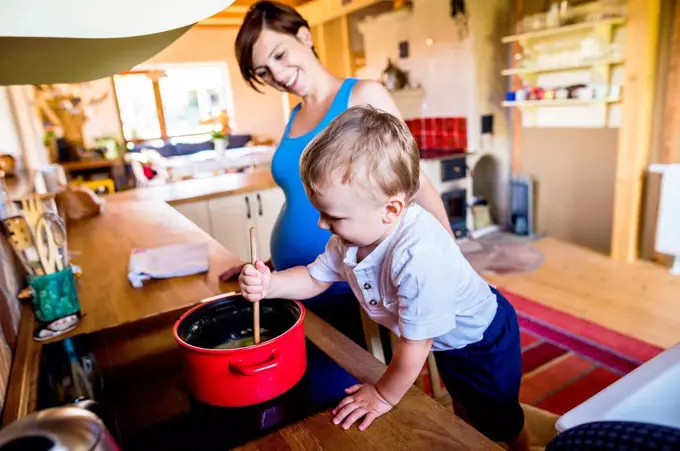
[[128, 242, 209, 288], [655, 164, 680, 258]]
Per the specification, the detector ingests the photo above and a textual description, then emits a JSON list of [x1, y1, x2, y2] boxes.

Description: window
[[113, 63, 233, 142]]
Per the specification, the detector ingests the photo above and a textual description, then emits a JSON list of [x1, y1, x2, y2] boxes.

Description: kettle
[[0, 399, 121, 451]]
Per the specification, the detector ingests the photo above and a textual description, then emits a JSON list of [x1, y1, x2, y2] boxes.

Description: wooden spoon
[[249, 227, 260, 345]]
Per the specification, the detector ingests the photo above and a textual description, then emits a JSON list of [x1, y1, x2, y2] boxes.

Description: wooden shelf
[[390, 87, 425, 98], [502, 97, 622, 108], [502, 59, 624, 76], [502, 17, 626, 43]]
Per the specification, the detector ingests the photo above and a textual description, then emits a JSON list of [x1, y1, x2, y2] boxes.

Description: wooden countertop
[[3, 170, 500, 449], [108, 169, 277, 206], [52, 200, 242, 341], [237, 312, 500, 450]]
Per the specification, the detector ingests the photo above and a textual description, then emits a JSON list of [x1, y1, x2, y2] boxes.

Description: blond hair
[[300, 105, 420, 203]]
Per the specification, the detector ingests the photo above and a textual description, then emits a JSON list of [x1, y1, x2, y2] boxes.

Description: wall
[[520, 128, 617, 253], [356, 0, 512, 221], [6, 86, 49, 170], [467, 0, 512, 223], [511, 0, 621, 253], [0, 88, 24, 167], [640, 0, 678, 262], [357, 2, 475, 118], [142, 27, 288, 141], [79, 78, 125, 148]]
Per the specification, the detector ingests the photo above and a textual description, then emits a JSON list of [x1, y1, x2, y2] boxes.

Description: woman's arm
[[350, 80, 454, 237]]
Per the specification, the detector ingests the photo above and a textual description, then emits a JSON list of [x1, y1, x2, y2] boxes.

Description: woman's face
[[251, 27, 315, 97]]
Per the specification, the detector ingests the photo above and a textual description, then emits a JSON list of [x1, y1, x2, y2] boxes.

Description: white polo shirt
[[307, 204, 498, 351]]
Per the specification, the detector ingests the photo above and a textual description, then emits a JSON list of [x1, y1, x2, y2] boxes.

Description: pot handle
[[229, 351, 281, 376]]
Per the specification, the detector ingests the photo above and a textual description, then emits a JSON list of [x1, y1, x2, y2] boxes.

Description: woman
[[223, 0, 453, 346]]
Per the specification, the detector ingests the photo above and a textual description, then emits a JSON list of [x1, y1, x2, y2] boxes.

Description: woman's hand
[[332, 384, 393, 431], [238, 261, 272, 302]]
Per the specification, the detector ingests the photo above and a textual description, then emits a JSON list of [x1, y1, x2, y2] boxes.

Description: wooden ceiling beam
[[195, 0, 314, 28], [298, 0, 390, 26], [196, 17, 244, 27]]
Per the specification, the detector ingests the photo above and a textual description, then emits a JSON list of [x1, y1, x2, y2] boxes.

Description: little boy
[[239, 105, 530, 450]]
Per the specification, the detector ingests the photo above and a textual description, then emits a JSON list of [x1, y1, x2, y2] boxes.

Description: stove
[[117, 340, 358, 451]]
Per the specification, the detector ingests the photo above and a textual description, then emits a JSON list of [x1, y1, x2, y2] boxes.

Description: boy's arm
[[331, 336, 432, 431], [375, 336, 433, 405], [267, 266, 332, 300], [251, 235, 345, 301]]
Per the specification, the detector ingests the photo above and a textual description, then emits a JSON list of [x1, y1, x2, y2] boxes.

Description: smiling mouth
[[282, 70, 299, 91]]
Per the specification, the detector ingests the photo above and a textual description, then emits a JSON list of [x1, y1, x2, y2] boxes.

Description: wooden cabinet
[[172, 200, 212, 235], [208, 188, 285, 262]]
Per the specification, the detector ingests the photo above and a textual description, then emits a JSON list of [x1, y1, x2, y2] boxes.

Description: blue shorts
[[433, 286, 524, 443]]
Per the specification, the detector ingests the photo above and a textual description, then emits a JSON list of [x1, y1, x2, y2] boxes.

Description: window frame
[[113, 62, 234, 143]]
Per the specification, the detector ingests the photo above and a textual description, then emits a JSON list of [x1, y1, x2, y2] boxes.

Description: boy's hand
[[239, 260, 271, 302], [332, 384, 393, 431]]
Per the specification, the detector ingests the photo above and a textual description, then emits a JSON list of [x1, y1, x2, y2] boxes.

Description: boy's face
[[309, 177, 405, 248]]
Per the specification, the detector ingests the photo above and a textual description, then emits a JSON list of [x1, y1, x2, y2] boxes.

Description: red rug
[[417, 289, 664, 415], [505, 289, 664, 415]]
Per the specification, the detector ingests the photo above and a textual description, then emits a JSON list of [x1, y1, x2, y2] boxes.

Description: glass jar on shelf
[[599, 0, 627, 19], [608, 42, 624, 61], [525, 13, 546, 32], [580, 35, 604, 63], [559, 0, 572, 25], [546, 1, 561, 28]]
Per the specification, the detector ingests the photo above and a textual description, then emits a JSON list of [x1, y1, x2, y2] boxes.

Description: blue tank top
[[270, 78, 358, 286]]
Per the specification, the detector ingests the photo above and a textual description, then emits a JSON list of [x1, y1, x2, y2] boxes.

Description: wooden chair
[[363, 325, 448, 401]]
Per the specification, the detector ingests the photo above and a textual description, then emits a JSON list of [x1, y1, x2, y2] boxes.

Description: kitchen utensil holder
[[27, 266, 80, 324]]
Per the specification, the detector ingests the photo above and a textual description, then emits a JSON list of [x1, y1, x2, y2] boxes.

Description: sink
[[556, 341, 680, 432]]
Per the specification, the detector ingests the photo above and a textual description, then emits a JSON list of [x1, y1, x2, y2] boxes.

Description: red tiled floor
[[535, 366, 622, 414], [521, 341, 568, 374], [520, 331, 540, 350], [502, 289, 663, 363], [518, 314, 639, 374], [422, 290, 661, 416], [519, 353, 595, 404]]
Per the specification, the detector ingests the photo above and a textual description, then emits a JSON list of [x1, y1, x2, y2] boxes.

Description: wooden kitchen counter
[[3, 199, 242, 424], [237, 312, 500, 450], [3, 195, 500, 450], [108, 169, 277, 206], [57, 200, 242, 339]]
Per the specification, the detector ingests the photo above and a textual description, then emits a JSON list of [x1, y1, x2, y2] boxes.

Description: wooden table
[[56, 200, 243, 340], [2, 175, 501, 450], [2, 199, 243, 424], [237, 312, 501, 450], [108, 169, 277, 206]]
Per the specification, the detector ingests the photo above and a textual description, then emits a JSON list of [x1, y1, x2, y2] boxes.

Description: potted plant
[[212, 130, 228, 158]]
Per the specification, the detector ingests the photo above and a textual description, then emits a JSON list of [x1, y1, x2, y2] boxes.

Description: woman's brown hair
[[235, 0, 315, 92]]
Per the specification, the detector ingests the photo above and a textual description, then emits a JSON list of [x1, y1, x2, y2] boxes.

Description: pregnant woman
[[223, 0, 453, 347]]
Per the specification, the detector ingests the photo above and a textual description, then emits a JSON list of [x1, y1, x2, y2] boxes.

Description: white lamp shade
[[0, 0, 236, 85], [1, 0, 235, 39]]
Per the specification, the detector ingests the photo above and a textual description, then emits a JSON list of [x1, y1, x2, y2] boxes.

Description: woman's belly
[[270, 198, 331, 271]]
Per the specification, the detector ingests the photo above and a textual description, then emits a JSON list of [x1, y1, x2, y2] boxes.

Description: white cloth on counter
[[128, 242, 209, 288]]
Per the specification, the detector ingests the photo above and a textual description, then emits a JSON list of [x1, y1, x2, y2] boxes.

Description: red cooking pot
[[173, 293, 306, 407]]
